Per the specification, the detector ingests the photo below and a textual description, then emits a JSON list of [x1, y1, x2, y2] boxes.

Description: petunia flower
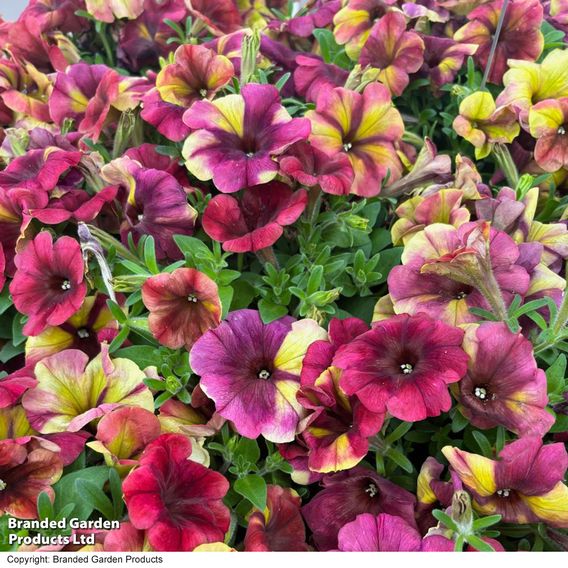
[[333, 0, 397, 60], [202, 182, 307, 252], [453, 92, 520, 159], [24, 294, 120, 365], [496, 49, 568, 127], [182, 83, 310, 193], [103, 159, 197, 260], [85, 0, 145, 23], [10, 232, 87, 336], [457, 322, 554, 436], [293, 55, 349, 105], [0, 147, 81, 192], [528, 97, 568, 172], [0, 438, 63, 519], [296, 317, 384, 473], [388, 222, 531, 326], [336, 513, 422, 551], [190, 310, 327, 443], [421, 35, 478, 92], [334, 313, 467, 421], [306, 83, 404, 196], [359, 12, 425, 96], [122, 433, 230, 551], [141, 267, 222, 351], [244, 485, 308, 551], [22, 346, 154, 434], [141, 44, 234, 141], [87, 406, 161, 475], [391, 188, 470, 246], [454, 0, 544, 84], [301, 466, 416, 551], [443, 437, 568, 527], [0, 368, 36, 409], [185, 0, 241, 35]]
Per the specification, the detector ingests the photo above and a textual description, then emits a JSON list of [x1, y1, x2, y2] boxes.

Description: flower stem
[[480, 0, 510, 90], [493, 143, 519, 188], [256, 246, 280, 269], [402, 130, 424, 148], [306, 186, 322, 226]]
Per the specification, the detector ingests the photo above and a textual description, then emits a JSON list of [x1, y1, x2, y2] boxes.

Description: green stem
[[480, 0, 510, 90], [306, 186, 322, 226], [98, 23, 115, 67], [493, 143, 519, 188], [552, 287, 568, 336], [402, 130, 424, 148]]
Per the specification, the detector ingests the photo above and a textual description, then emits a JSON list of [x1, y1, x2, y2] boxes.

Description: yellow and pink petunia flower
[[306, 83, 404, 196], [454, 0, 544, 84], [182, 83, 310, 193], [358, 11, 424, 96], [457, 322, 554, 436], [22, 346, 154, 434], [190, 309, 327, 443], [528, 97, 568, 172], [443, 437, 568, 527], [453, 91, 520, 159], [85, 0, 145, 23]]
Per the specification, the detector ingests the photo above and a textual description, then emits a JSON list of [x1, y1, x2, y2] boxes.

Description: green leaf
[[312, 29, 339, 64], [75, 479, 115, 520], [218, 285, 234, 318], [432, 509, 458, 531], [546, 354, 566, 394], [108, 325, 130, 353], [258, 299, 288, 323], [143, 236, 159, 274], [306, 265, 324, 295], [385, 448, 413, 473], [472, 431, 493, 457], [385, 421, 412, 444], [472, 514, 502, 530], [466, 534, 496, 552], [108, 468, 124, 520], [174, 235, 214, 264], [53, 467, 109, 520], [37, 491, 54, 521], [234, 475, 267, 511], [106, 299, 128, 324], [114, 345, 158, 369], [235, 438, 261, 464]]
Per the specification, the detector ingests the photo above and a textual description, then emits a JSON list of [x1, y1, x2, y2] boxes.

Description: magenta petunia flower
[[334, 313, 468, 421], [0, 438, 63, 519], [279, 142, 354, 195], [301, 466, 416, 551], [122, 433, 230, 551], [190, 310, 327, 442], [0, 367, 36, 409], [244, 485, 308, 551], [0, 147, 81, 192], [186, 0, 241, 35], [444, 437, 568, 527], [293, 55, 349, 105], [296, 317, 384, 473], [202, 182, 307, 253], [10, 232, 87, 336], [457, 322, 554, 436], [141, 43, 234, 141], [182, 83, 311, 193], [454, 0, 544, 84], [306, 83, 404, 196], [142, 267, 222, 351], [359, 12, 425, 96], [337, 513, 422, 552]]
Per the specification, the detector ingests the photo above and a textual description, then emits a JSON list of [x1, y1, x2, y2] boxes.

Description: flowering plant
[[0, 0, 568, 554]]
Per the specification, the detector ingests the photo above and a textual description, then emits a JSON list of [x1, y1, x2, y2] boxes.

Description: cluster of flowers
[[0, 0, 568, 554]]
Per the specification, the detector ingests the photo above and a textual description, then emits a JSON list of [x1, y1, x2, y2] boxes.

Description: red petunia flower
[[142, 268, 222, 351], [122, 434, 230, 551], [202, 182, 307, 252], [10, 232, 87, 336]]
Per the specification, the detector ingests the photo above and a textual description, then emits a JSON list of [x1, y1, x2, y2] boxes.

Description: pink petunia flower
[[122, 433, 230, 551], [10, 232, 87, 336], [182, 83, 310, 193], [202, 182, 307, 252], [334, 313, 468, 421]]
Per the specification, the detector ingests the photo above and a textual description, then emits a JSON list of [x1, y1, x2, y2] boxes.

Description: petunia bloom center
[[0, 479, 6, 491], [258, 369, 271, 380], [497, 488, 511, 498], [343, 142, 353, 152], [558, 126, 567, 136], [400, 363, 413, 375], [473, 385, 495, 401], [365, 483, 378, 498], [77, 328, 89, 339], [60, 280, 71, 291], [187, 294, 198, 303]]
